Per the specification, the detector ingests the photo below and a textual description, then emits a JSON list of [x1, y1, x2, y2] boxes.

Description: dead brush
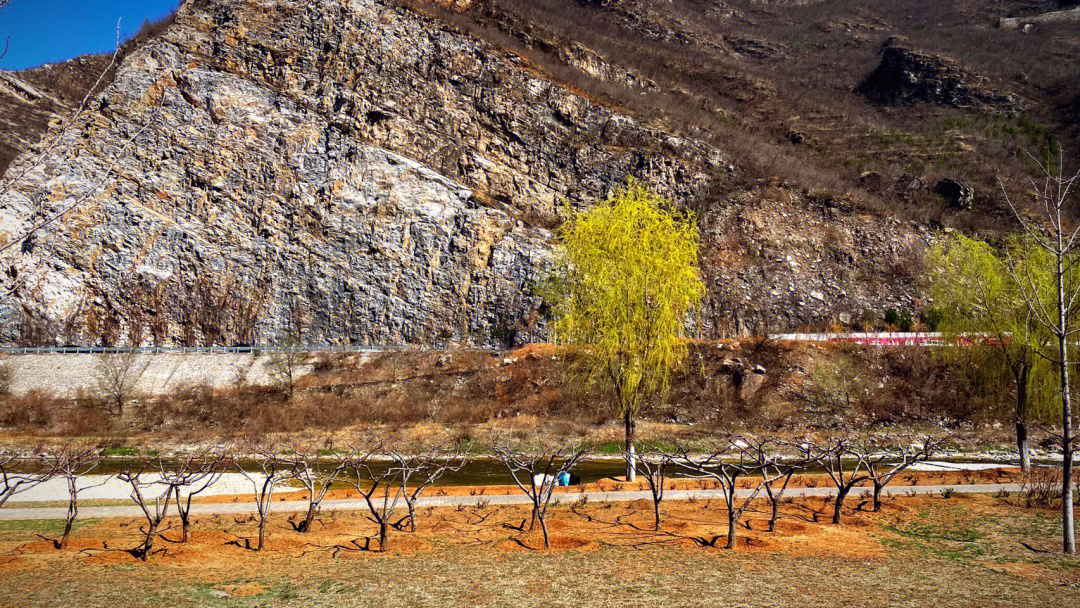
[[1021, 467, 1064, 509], [572, 494, 589, 509]]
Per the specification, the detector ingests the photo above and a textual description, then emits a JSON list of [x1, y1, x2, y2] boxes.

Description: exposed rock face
[[0, 0, 719, 346], [0, 0, 929, 346], [934, 178, 974, 210], [858, 40, 1023, 112]]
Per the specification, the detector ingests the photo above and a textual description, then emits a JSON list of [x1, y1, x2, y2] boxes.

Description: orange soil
[[1, 492, 994, 573]]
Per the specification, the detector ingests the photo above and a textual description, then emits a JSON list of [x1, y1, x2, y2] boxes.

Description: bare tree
[[675, 436, 776, 550], [267, 342, 304, 399], [389, 445, 468, 532], [40, 446, 107, 549], [1001, 147, 1080, 553], [93, 350, 147, 415], [805, 437, 871, 525], [0, 449, 54, 508], [754, 439, 809, 532], [282, 441, 347, 534], [344, 445, 404, 552], [234, 444, 289, 551], [163, 448, 227, 542], [861, 435, 943, 512], [633, 444, 672, 531], [491, 442, 589, 549], [117, 460, 173, 560]]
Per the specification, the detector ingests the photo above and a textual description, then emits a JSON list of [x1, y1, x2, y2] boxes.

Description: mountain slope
[[0, 0, 935, 345]]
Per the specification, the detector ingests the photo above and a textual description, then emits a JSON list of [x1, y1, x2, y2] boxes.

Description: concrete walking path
[[0, 483, 1024, 521]]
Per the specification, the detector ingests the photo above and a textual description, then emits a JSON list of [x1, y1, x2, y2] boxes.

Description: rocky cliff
[[0, 0, 928, 346]]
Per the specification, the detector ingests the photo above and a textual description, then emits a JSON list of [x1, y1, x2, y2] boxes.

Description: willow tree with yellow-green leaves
[[926, 232, 1059, 473], [550, 181, 704, 481]]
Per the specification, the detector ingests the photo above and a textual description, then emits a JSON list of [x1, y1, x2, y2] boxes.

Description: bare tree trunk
[[1017, 361, 1031, 474], [407, 501, 417, 532], [625, 410, 636, 482], [873, 481, 883, 512], [175, 488, 191, 542], [1017, 420, 1030, 474], [725, 507, 737, 549], [379, 519, 389, 552], [257, 518, 266, 551], [653, 499, 661, 531], [61, 487, 76, 549], [539, 515, 550, 549], [1059, 334, 1076, 553], [769, 498, 780, 531], [299, 503, 317, 533], [60, 519, 73, 549], [141, 522, 158, 560], [833, 488, 850, 524], [1057, 245, 1076, 554]]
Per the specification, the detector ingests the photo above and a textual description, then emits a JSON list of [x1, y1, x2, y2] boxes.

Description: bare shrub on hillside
[[806, 354, 867, 418], [268, 344, 304, 400], [0, 360, 11, 395], [492, 441, 589, 549], [94, 350, 147, 415]]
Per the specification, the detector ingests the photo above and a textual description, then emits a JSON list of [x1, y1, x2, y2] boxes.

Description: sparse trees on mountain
[[551, 180, 704, 481]]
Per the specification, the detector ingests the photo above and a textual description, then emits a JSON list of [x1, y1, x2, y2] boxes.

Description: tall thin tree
[[1001, 147, 1080, 553]]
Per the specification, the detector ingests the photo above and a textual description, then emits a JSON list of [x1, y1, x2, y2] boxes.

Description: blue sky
[[0, 0, 181, 70]]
